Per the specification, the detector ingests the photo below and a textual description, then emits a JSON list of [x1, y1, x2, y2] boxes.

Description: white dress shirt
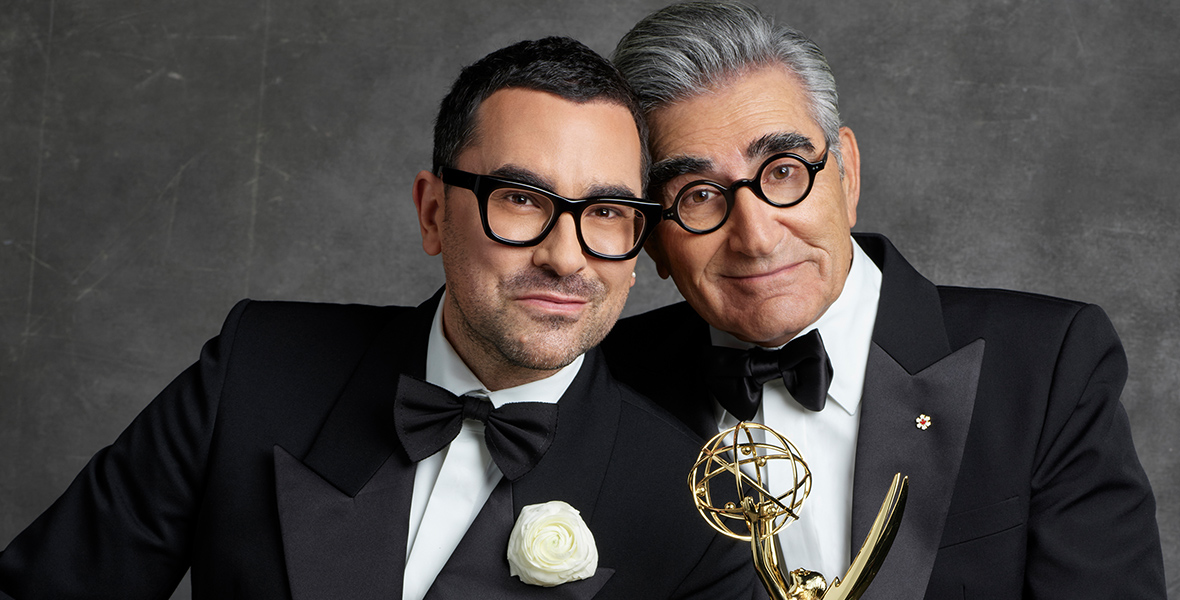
[[712, 237, 881, 580], [401, 293, 583, 600]]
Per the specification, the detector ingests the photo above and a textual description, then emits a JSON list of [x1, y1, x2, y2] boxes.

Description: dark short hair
[[432, 36, 649, 186]]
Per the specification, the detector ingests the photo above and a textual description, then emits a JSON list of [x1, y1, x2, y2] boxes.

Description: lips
[[515, 292, 590, 316], [501, 269, 603, 317], [722, 260, 802, 283]]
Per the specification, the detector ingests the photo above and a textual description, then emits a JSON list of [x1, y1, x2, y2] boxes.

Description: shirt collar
[[709, 237, 882, 415], [425, 291, 583, 408]]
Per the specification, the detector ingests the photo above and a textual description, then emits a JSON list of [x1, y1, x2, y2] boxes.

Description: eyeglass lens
[[675, 154, 814, 232], [485, 187, 649, 256]]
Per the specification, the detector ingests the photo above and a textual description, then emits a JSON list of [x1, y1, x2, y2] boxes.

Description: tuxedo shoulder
[[217, 299, 408, 352], [607, 302, 698, 345], [616, 301, 697, 324], [613, 381, 709, 446], [602, 302, 702, 371], [935, 286, 1121, 367], [208, 300, 413, 403], [937, 284, 1088, 311], [226, 299, 405, 334]]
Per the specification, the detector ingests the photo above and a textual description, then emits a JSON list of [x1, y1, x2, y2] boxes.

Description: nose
[[532, 213, 587, 277], [724, 187, 785, 257]]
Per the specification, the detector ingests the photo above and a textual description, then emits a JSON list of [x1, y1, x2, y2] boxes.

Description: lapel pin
[[915, 414, 932, 430]]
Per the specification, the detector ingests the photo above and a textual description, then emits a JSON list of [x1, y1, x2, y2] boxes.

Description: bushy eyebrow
[[649, 156, 713, 192], [746, 132, 816, 160], [648, 131, 819, 193], [586, 183, 639, 199], [489, 165, 553, 190], [489, 164, 637, 199]]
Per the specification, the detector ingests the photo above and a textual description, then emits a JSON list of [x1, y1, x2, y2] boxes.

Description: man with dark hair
[[0, 36, 757, 599], [604, 2, 1166, 598], [431, 36, 650, 181]]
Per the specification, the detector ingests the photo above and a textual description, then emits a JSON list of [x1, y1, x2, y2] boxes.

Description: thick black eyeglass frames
[[662, 149, 828, 234], [438, 167, 662, 260]]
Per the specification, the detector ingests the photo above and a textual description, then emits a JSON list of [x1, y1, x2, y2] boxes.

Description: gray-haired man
[[603, 2, 1166, 598]]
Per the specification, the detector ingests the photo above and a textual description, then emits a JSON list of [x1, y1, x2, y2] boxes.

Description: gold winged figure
[[689, 422, 908, 600]]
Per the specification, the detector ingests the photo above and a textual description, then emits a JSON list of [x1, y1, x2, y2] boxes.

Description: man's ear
[[643, 230, 672, 279], [413, 170, 444, 256], [837, 126, 861, 228]]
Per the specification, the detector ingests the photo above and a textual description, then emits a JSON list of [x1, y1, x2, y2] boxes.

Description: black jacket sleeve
[[0, 301, 249, 600]]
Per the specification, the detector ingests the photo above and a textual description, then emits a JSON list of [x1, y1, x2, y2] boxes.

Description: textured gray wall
[[2, 0, 1176, 597]]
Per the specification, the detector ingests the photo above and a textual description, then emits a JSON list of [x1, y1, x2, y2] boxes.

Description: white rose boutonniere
[[507, 500, 598, 587]]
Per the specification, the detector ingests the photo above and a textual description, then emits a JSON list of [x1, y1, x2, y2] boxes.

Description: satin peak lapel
[[272, 301, 429, 598], [273, 446, 412, 600], [425, 480, 614, 599], [274, 445, 414, 600], [851, 338, 984, 600]]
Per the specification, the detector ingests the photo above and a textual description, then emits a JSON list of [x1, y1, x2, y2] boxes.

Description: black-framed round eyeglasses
[[438, 167, 662, 261], [663, 150, 828, 235]]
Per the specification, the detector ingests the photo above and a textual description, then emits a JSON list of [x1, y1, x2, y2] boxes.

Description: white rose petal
[[507, 500, 598, 587]]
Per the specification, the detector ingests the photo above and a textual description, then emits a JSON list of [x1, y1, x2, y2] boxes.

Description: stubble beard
[[454, 268, 621, 373]]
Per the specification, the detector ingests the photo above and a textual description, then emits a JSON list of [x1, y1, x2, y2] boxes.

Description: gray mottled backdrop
[[1, 0, 1177, 597]]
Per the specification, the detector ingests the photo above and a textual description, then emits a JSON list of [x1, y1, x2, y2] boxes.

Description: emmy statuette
[[690, 422, 908, 600]]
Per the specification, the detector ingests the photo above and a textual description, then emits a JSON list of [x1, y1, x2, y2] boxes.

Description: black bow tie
[[393, 375, 559, 481], [705, 329, 834, 420]]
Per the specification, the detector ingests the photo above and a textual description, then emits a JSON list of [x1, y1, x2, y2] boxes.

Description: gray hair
[[611, 1, 844, 173]]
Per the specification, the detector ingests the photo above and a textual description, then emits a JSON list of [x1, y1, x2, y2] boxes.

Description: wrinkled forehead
[[648, 131, 819, 194]]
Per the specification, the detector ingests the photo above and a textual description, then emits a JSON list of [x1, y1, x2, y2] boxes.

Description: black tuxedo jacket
[[0, 294, 759, 599], [602, 233, 1165, 599]]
